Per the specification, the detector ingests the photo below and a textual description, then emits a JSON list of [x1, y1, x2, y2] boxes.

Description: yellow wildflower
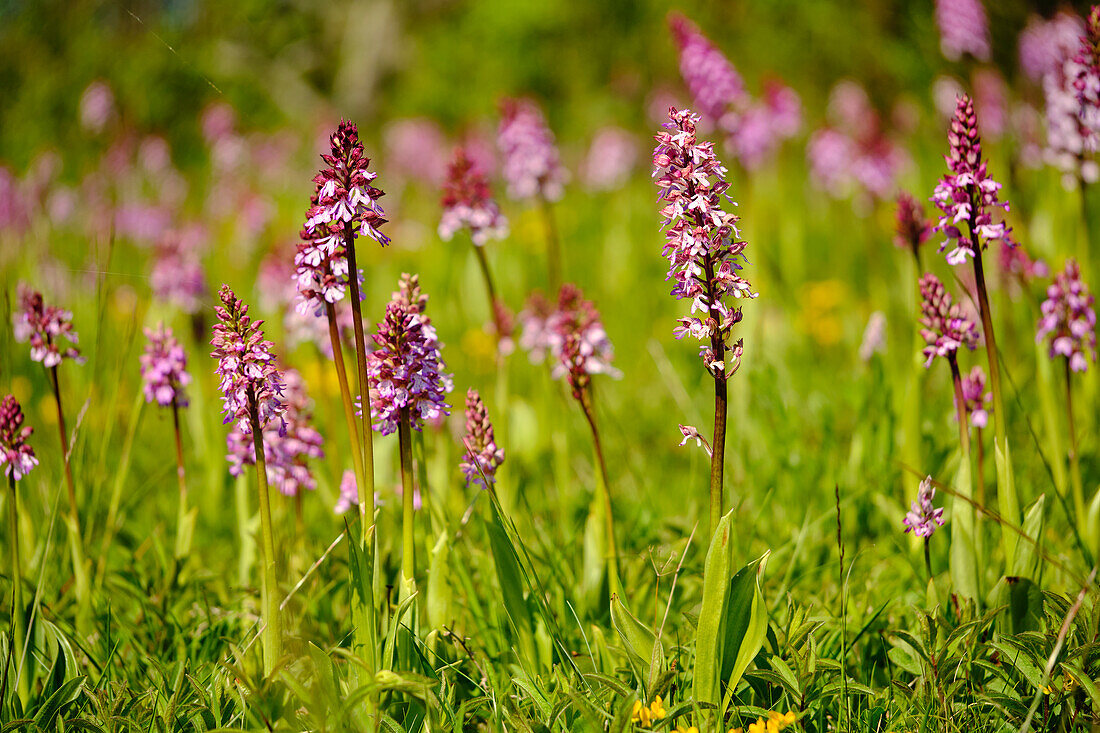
[[768, 710, 798, 729], [650, 696, 667, 720], [631, 700, 651, 727], [672, 727, 698, 733], [747, 719, 771, 733]]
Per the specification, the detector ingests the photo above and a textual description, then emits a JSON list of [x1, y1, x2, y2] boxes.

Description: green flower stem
[[1064, 359, 1086, 530], [398, 407, 417, 588], [969, 237, 1018, 568], [578, 387, 620, 596], [49, 363, 88, 605], [472, 239, 505, 340], [343, 222, 376, 546], [8, 473, 28, 703], [171, 399, 190, 561], [247, 385, 282, 675], [949, 354, 979, 599], [326, 302, 369, 518]]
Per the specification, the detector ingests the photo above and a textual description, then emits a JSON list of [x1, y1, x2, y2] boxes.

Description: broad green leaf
[[427, 529, 452, 631], [693, 509, 735, 706], [949, 455, 979, 600], [610, 594, 662, 693]]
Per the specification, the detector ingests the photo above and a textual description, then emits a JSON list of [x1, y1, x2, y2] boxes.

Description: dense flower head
[[932, 95, 1013, 265], [497, 98, 568, 202], [140, 323, 191, 408], [1037, 259, 1097, 372], [934, 0, 991, 62], [959, 365, 991, 428], [305, 120, 390, 246], [227, 368, 323, 496], [150, 229, 207, 315], [904, 476, 946, 538], [918, 273, 979, 367], [0, 395, 37, 481], [653, 107, 755, 378], [460, 389, 505, 489], [894, 191, 931, 255], [544, 284, 621, 400], [724, 82, 803, 171], [518, 291, 555, 363], [365, 275, 452, 435], [668, 13, 747, 122], [210, 285, 286, 435], [296, 190, 355, 314], [13, 285, 83, 367], [439, 147, 508, 245]]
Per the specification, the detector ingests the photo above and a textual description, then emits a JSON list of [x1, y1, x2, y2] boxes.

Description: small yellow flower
[[649, 696, 667, 720], [728, 728, 744, 733], [1064, 672, 1078, 691], [747, 720, 769, 733], [768, 710, 798, 729], [1043, 684, 1055, 695], [672, 727, 698, 733], [631, 700, 651, 726]]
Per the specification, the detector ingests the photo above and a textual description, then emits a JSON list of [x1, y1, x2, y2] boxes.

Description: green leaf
[[33, 676, 84, 728], [1010, 495, 1046, 579], [427, 529, 453, 631], [610, 594, 663, 694], [692, 510, 768, 709]]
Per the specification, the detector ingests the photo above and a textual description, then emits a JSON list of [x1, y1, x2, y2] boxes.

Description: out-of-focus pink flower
[[201, 102, 237, 144], [79, 81, 115, 134], [545, 284, 621, 400], [151, 228, 208, 315], [933, 76, 966, 123], [904, 476, 946, 537], [919, 273, 979, 368], [668, 13, 747, 122], [1037, 258, 1097, 372], [1019, 12, 1084, 83], [439, 147, 508, 245], [859, 311, 887, 362], [140, 323, 191, 408], [958, 365, 991, 428], [335, 469, 359, 514], [227, 367, 323, 496], [0, 395, 37, 481], [0, 167, 29, 236], [935, 0, 991, 62], [497, 98, 568, 202], [13, 285, 83, 368], [384, 118, 449, 187], [580, 127, 639, 192], [999, 240, 1049, 285]]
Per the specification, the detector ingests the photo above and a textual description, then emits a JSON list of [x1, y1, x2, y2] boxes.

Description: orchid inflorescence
[[653, 107, 755, 379]]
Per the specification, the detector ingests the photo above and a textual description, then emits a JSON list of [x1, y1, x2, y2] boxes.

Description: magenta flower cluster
[[653, 107, 755, 378], [227, 368, 323, 496], [296, 121, 387, 315], [140, 322, 191, 408], [919, 273, 979, 368], [210, 285, 286, 435], [1037, 259, 1097, 373], [151, 229, 207, 315], [497, 98, 568, 203], [365, 275, 452, 435], [904, 476, 946, 538], [460, 388, 504, 489], [438, 147, 508, 246], [0, 395, 37, 481], [521, 285, 620, 398], [932, 95, 1013, 266], [934, 0, 991, 62], [13, 286, 83, 368]]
